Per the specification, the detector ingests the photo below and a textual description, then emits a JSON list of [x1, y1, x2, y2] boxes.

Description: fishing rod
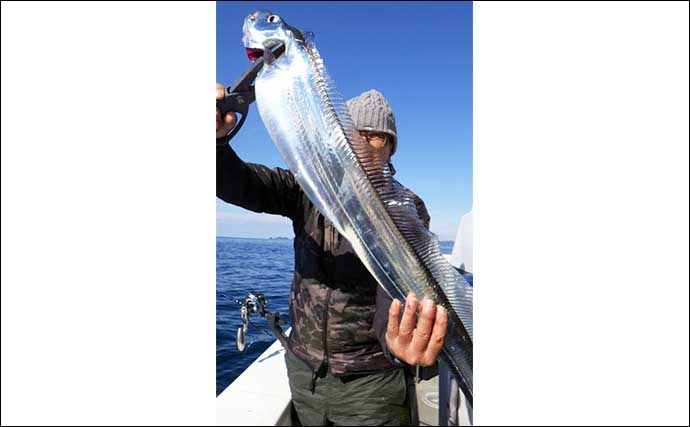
[[217, 40, 285, 142], [230, 291, 289, 352]]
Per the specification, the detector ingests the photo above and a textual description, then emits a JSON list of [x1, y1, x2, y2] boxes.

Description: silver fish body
[[243, 10, 473, 402]]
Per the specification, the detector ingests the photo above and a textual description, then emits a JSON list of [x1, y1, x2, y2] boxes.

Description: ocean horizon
[[217, 235, 455, 245]]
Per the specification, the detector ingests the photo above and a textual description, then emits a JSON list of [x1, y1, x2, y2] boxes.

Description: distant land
[[217, 235, 292, 240], [218, 235, 454, 248]]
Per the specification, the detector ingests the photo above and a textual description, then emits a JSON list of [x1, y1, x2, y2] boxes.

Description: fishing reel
[[234, 291, 288, 352]]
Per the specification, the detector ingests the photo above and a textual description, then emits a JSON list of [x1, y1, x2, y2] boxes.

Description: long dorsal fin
[[304, 41, 473, 339]]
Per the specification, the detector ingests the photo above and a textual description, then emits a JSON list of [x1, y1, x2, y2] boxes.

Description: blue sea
[[216, 236, 454, 396]]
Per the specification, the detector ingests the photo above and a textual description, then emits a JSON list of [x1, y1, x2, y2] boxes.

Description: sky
[[216, 1, 472, 241]]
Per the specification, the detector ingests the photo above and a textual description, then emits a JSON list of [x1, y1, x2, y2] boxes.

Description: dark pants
[[285, 349, 409, 426]]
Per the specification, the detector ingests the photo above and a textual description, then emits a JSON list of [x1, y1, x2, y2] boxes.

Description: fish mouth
[[245, 48, 264, 62]]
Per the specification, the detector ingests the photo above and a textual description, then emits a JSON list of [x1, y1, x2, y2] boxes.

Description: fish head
[[242, 10, 304, 62]]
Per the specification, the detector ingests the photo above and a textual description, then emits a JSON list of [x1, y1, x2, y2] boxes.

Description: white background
[[2, 2, 688, 426]]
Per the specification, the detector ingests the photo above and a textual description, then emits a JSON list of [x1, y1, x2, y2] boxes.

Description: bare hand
[[216, 82, 237, 139], [385, 292, 448, 366]]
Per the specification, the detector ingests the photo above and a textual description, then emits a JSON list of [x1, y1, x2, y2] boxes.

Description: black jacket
[[217, 141, 431, 376]]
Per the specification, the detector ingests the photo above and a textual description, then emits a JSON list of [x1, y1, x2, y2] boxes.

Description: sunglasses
[[359, 131, 388, 143]]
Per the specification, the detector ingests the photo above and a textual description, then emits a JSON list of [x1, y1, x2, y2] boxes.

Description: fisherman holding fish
[[217, 86, 448, 426]]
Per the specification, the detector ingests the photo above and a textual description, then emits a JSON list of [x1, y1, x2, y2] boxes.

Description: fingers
[[410, 298, 435, 354], [216, 111, 236, 138], [386, 298, 402, 339], [423, 305, 448, 365], [224, 110, 237, 129], [216, 82, 237, 138], [397, 293, 418, 345], [385, 293, 449, 367]]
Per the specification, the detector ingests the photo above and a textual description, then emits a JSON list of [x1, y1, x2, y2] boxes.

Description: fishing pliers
[[217, 40, 285, 142]]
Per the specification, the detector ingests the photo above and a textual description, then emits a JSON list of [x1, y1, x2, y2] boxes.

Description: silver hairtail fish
[[242, 10, 473, 402]]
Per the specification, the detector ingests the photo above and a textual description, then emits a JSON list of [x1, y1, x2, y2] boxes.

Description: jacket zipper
[[308, 288, 333, 394], [322, 288, 333, 369], [322, 218, 335, 372], [311, 218, 335, 393]]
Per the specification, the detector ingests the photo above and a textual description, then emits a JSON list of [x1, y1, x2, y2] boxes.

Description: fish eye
[[267, 15, 280, 23]]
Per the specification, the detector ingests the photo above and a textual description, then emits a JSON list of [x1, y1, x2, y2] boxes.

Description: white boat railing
[[217, 329, 293, 426]]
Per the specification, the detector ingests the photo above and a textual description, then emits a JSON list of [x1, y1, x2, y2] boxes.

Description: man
[[217, 84, 448, 426]]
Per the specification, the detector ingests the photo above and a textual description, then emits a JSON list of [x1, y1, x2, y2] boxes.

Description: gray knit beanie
[[346, 89, 398, 155]]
